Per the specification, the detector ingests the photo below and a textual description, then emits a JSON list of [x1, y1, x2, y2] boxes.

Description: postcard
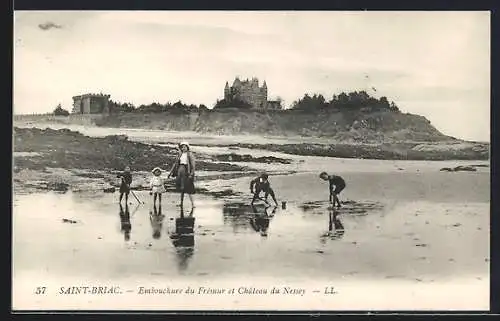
[[12, 10, 490, 311]]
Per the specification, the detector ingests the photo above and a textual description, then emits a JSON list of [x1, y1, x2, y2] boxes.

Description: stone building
[[224, 77, 281, 109], [72, 93, 111, 114]]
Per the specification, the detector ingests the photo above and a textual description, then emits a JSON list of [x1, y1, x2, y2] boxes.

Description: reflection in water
[[249, 205, 277, 237], [222, 202, 256, 232], [170, 207, 195, 271], [321, 209, 345, 242], [149, 204, 165, 239], [300, 200, 385, 217], [119, 203, 132, 241]]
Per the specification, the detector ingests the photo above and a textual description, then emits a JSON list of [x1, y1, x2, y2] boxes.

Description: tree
[[291, 93, 328, 110], [291, 90, 401, 113], [53, 104, 69, 116], [336, 92, 349, 107], [109, 100, 135, 113], [389, 101, 400, 112]]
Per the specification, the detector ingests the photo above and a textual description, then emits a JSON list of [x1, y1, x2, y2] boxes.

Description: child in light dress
[[150, 167, 166, 207]]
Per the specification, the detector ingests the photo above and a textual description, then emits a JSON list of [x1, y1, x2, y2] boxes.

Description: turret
[[224, 81, 230, 100], [261, 80, 268, 104]]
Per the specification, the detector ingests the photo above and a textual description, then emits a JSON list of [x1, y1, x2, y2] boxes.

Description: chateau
[[224, 77, 281, 110]]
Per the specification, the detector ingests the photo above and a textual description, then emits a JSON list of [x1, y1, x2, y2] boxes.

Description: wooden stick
[[130, 190, 144, 204]]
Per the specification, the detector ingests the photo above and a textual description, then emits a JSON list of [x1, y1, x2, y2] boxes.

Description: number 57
[[35, 287, 46, 294]]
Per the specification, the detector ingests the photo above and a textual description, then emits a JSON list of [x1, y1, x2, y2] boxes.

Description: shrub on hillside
[[53, 104, 69, 116], [291, 91, 400, 113]]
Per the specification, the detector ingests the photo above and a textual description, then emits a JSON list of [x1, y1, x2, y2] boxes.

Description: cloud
[[38, 21, 63, 31]]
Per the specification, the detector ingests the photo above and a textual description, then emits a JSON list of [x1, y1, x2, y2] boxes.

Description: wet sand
[[12, 169, 489, 310]]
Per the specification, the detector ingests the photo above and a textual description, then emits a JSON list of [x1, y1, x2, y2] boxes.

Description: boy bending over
[[250, 173, 278, 206], [319, 172, 346, 208]]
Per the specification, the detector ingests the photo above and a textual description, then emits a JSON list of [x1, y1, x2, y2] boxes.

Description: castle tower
[[224, 81, 230, 100], [260, 81, 268, 109], [262, 81, 268, 99]]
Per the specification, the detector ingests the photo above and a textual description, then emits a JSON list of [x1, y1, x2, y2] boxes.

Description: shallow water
[[13, 171, 489, 311], [13, 173, 489, 277]]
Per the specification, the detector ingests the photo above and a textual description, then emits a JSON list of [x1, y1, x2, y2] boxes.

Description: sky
[[13, 11, 490, 141]]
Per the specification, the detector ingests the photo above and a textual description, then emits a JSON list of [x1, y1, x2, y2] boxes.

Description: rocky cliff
[[94, 109, 453, 143]]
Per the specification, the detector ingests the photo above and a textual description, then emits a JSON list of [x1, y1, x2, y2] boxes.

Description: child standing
[[319, 172, 346, 208], [117, 166, 132, 205], [150, 167, 166, 207]]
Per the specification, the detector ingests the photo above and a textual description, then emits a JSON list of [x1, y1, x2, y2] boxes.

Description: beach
[[12, 125, 490, 310]]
